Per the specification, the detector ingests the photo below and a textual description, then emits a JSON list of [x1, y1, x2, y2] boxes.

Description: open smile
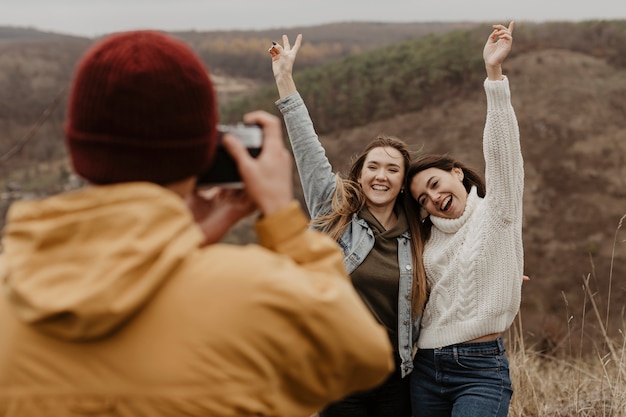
[[372, 184, 390, 191], [440, 195, 452, 212]]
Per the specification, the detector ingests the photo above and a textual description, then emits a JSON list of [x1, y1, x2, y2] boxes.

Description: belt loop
[[452, 345, 458, 361], [497, 336, 505, 353]]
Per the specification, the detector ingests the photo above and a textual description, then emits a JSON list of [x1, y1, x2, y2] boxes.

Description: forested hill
[[223, 20, 626, 354], [0, 21, 475, 188], [0, 20, 625, 353], [223, 20, 626, 353]]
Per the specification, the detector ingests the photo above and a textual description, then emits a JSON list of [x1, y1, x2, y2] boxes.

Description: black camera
[[196, 123, 263, 188]]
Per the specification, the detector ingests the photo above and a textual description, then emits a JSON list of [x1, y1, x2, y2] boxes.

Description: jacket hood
[[0, 183, 203, 341]]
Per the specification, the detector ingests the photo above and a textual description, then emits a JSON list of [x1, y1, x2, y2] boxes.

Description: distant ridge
[[0, 26, 89, 42]]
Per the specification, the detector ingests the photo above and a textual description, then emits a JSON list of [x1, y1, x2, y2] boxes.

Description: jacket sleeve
[[275, 93, 338, 220], [253, 200, 395, 411]]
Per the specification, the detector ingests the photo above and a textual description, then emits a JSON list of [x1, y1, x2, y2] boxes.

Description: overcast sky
[[3, 0, 625, 38]]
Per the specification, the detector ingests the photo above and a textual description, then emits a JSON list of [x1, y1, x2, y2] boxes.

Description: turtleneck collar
[[429, 186, 479, 234]]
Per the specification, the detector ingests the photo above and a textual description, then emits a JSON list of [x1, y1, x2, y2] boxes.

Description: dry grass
[[508, 214, 626, 416], [508, 333, 626, 416]]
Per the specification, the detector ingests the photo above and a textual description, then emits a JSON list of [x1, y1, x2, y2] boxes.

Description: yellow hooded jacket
[[0, 182, 393, 417]]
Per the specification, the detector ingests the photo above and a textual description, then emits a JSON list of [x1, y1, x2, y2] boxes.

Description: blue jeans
[[410, 337, 513, 417]]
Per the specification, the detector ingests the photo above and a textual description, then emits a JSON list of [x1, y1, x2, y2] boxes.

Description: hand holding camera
[[196, 123, 263, 188], [189, 111, 293, 243], [222, 111, 293, 217]]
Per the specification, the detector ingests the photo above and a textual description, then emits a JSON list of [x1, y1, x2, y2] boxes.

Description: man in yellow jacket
[[0, 31, 394, 416]]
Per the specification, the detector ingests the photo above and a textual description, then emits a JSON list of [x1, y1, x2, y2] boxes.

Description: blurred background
[[0, 2, 625, 359]]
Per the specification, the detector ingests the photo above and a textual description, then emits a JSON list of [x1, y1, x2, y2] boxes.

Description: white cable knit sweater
[[417, 76, 524, 349]]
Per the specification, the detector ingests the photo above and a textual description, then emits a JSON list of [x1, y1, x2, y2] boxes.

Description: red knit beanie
[[65, 30, 218, 185]]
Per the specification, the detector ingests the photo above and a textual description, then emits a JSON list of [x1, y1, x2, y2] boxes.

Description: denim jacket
[[276, 92, 420, 377]]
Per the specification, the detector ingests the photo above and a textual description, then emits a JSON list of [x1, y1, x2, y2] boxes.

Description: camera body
[[196, 123, 263, 188]]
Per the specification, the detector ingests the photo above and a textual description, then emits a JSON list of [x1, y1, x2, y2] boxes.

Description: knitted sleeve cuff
[[484, 76, 512, 112]]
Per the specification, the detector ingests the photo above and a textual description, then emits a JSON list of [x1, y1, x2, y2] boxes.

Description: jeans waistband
[[421, 337, 506, 356]]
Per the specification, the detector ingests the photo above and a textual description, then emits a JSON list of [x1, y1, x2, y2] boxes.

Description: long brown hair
[[405, 154, 486, 239], [311, 135, 429, 316]]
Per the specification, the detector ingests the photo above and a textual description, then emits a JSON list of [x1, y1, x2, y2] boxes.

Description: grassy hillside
[[221, 20, 626, 355], [0, 20, 624, 357], [326, 47, 626, 354]]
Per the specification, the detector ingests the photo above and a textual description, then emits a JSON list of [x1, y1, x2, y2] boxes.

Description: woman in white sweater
[[405, 22, 523, 417]]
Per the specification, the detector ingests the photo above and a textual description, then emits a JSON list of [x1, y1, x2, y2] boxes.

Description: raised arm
[[271, 34, 338, 219], [482, 21, 523, 222]]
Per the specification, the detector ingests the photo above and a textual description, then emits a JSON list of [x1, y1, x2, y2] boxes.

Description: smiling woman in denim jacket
[[270, 34, 428, 417]]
